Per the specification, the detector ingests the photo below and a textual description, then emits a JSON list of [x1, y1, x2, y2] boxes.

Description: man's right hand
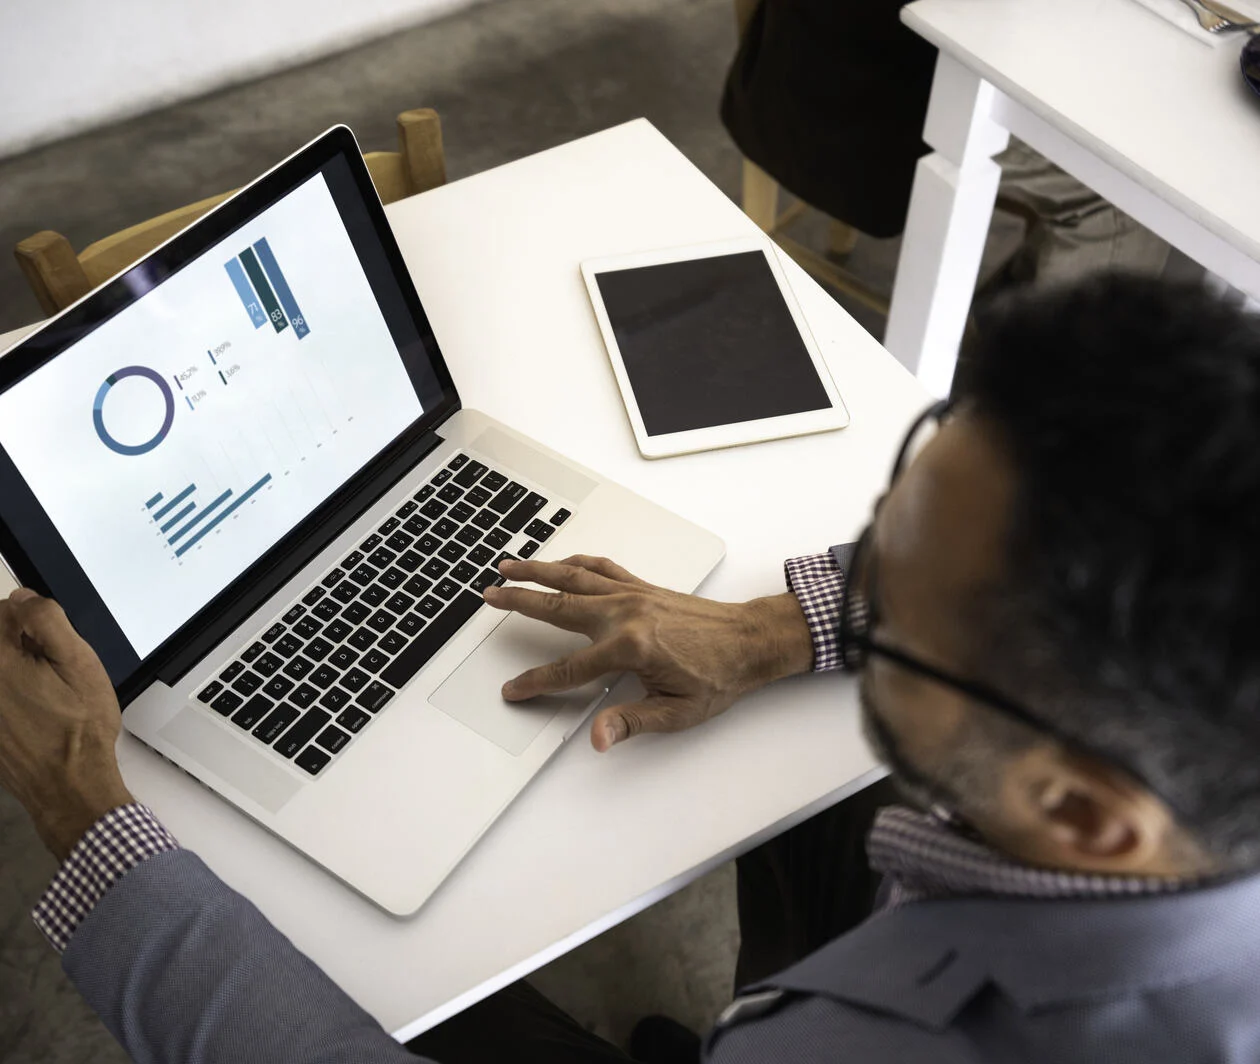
[[482, 556, 814, 751]]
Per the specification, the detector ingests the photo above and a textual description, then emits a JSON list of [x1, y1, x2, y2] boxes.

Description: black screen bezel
[[0, 126, 461, 707]]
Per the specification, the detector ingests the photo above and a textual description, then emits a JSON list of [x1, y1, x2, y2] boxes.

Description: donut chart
[[93, 366, 176, 456]]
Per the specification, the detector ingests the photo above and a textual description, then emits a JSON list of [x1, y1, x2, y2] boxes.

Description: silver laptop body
[[0, 128, 723, 915]]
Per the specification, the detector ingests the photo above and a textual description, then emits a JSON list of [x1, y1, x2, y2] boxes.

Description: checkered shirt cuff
[[32, 803, 179, 953], [784, 552, 847, 672]]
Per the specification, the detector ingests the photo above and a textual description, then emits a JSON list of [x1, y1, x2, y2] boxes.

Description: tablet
[[581, 236, 849, 458]]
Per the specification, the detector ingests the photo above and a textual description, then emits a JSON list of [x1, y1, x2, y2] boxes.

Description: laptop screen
[[0, 131, 457, 699]]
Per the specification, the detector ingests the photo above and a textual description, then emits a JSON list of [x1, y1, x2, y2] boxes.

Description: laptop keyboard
[[193, 452, 573, 777]]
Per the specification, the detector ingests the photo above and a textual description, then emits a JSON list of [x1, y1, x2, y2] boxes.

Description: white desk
[[0, 119, 929, 1040], [887, 0, 1260, 397]]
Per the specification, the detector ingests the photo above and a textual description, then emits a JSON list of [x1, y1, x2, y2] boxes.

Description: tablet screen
[[592, 251, 832, 437]]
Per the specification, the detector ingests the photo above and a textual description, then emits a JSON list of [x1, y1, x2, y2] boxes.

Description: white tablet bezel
[[581, 236, 849, 459]]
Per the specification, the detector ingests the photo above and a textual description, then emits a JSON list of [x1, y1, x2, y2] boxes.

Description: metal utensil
[[1177, 0, 1256, 32], [1198, 0, 1260, 30]]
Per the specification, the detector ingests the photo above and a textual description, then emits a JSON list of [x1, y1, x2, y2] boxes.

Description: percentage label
[[223, 364, 241, 379], [177, 366, 199, 383], [213, 341, 232, 357]]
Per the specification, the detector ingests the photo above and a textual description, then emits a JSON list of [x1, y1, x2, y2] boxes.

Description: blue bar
[[175, 474, 271, 557], [186, 396, 194, 411], [159, 502, 196, 533], [208, 348, 217, 365], [145, 492, 163, 509], [168, 488, 232, 544], [219, 370, 227, 386], [152, 484, 195, 521], [224, 258, 268, 329], [253, 238, 309, 339], [173, 374, 183, 391]]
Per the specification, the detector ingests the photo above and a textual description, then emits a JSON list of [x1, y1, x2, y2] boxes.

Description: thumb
[[589, 696, 697, 752], [10, 592, 86, 667]]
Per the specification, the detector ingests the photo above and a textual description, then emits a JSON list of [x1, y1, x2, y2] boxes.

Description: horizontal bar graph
[[152, 484, 195, 521], [145, 492, 163, 509], [145, 473, 272, 560], [159, 502, 196, 534], [168, 488, 233, 545], [224, 237, 309, 339], [175, 474, 272, 558]]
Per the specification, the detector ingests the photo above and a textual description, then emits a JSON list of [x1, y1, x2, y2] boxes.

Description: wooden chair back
[[15, 108, 445, 315]]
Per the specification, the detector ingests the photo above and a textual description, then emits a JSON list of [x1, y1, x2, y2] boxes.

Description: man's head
[[862, 273, 1260, 879]]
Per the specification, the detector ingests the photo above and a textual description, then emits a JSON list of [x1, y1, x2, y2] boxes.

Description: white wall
[[0, 0, 481, 158]]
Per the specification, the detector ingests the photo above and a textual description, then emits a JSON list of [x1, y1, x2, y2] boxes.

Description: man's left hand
[[0, 589, 133, 860]]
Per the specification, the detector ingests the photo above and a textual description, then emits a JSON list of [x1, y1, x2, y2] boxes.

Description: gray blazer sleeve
[[62, 849, 426, 1064]]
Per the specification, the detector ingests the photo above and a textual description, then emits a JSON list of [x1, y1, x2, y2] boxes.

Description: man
[[5, 274, 1260, 1062]]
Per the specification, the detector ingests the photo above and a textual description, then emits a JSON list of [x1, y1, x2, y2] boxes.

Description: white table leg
[[885, 54, 1010, 398]]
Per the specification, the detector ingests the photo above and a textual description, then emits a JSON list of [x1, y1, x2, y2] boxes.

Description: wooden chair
[[15, 108, 446, 316]]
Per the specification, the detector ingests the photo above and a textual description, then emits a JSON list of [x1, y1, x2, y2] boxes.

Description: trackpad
[[430, 614, 607, 756]]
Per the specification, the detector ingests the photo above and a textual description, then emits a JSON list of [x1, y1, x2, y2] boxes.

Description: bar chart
[[145, 472, 273, 559], [225, 237, 310, 340]]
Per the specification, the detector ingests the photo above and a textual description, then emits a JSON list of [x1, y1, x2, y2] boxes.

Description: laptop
[[0, 127, 724, 916]]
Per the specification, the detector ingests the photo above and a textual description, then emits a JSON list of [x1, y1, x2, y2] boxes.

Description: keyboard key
[[368, 609, 397, 634], [241, 641, 265, 663], [414, 484, 435, 502], [263, 622, 285, 643], [484, 528, 511, 549], [385, 531, 412, 553], [396, 612, 426, 636], [313, 598, 341, 621], [350, 564, 380, 586], [316, 725, 351, 754], [273, 634, 303, 659], [397, 500, 418, 518], [481, 470, 507, 491], [379, 567, 406, 590], [396, 550, 423, 572], [495, 552, 519, 569], [220, 661, 245, 682], [468, 544, 495, 567], [302, 587, 325, 606], [550, 508, 571, 526], [420, 499, 447, 520], [232, 670, 263, 695], [197, 680, 224, 703], [472, 508, 499, 531], [431, 468, 453, 486], [292, 616, 322, 640], [356, 681, 396, 713], [386, 591, 416, 615], [368, 547, 396, 569], [337, 707, 371, 733], [329, 646, 358, 671], [438, 541, 466, 563], [433, 518, 459, 539], [525, 518, 554, 542], [253, 704, 300, 746], [518, 540, 539, 558], [253, 652, 283, 677], [343, 601, 371, 624], [310, 664, 339, 689], [417, 533, 441, 555], [448, 453, 470, 470], [283, 656, 315, 681], [341, 667, 370, 693], [452, 561, 479, 583], [361, 649, 390, 673], [305, 637, 334, 662], [361, 585, 389, 607], [471, 568, 505, 593], [450, 501, 475, 523], [331, 580, 359, 604], [232, 694, 274, 731], [263, 675, 295, 700], [321, 619, 351, 644], [403, 514, 430, 536], [403, 574, 433, 598], [381, 591, 485, 689], [360, 533, 382, 552], [295, 746, 331, 776], [283, 604, 307, 624], [348, 628, 377, 651], [465, 485, 492, 507], [378, 630, 407, 656], [455, 525, 482, 547], [378, 516, 400, 535], [454, 459, 487, 488], [438, 482, 463, 503], [321, 568, 346, 589], [420, 557, 448, 580], [489, 480, 527, 514], [434, 578, 460, 600], [416, 595, 443, 618], [210, 690, 243, 716], [319, 688, 351, 713], [502, 492, 548, 534], [341, 550, 365, 570], [290, 683, 319, 709]]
